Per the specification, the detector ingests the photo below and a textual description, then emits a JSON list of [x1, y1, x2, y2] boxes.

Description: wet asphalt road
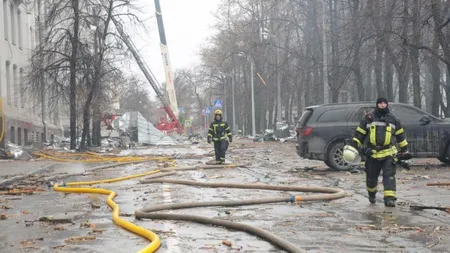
[[0, 139, 449, 253]]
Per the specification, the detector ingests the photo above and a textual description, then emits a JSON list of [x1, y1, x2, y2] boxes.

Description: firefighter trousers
[[365, 156, 396, 200], [214, 140, 228, 162]]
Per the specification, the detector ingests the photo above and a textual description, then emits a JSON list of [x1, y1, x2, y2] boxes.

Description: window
[[6, 61, 11, 105], [316, 108, 353, 123], [10, 3, 15, 45], [10, 126, 15, 144], [13, 64, 17, 107], [24, 129, 28, 145], [17, 9, 22, 48], [3, 0, 8, 40], [352, 107, 375, 122], [390, 106, 425, 123], [18, 127, 22, 146], [20, 68, 24, 107]]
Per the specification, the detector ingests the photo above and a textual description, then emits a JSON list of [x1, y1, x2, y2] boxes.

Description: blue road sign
[[205, 107, 212, 114], [213, 99, 223, 108], [179, 107, 185, 113]]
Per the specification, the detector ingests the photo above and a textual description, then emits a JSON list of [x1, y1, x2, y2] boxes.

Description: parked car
[[295, 102, 450, 170]]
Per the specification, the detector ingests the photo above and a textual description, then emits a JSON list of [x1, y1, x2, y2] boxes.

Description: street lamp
[[237, 52, 256, 137]]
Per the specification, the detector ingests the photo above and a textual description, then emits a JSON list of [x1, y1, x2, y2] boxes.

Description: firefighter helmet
[[214, 109, 223, 115], [342, 145, 361, 164]]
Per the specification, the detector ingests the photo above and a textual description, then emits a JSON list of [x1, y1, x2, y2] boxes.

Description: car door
[[389, 105, 434, 157]]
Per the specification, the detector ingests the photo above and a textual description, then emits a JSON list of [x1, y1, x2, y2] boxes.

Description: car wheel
[[438, 142, 450, 164], [326, 141, 350, 171]]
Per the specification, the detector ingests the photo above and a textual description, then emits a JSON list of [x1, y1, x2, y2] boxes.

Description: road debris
[[64, 236, 97, 243], [410, 205, 450, 213], [222, 240, 232, 247]]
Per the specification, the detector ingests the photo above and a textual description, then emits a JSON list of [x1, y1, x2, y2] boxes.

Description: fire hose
[[54, 163, 346, 253]]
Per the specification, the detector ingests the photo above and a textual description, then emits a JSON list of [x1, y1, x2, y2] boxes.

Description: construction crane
[[111, 16, 183, 135]]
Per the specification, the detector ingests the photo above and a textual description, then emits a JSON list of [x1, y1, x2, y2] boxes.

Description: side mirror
[[419, 115, 432, 126]]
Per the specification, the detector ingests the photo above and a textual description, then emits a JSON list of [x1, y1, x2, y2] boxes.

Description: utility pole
[[38, 0, 47, 142], [250, 56, 256, 136]]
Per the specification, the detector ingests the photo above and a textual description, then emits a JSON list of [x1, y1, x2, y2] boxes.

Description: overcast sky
[[131, 0, 221, 85]]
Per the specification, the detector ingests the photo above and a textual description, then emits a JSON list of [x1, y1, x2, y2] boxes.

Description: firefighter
[[347, 97, 409, 207], [207, 110, 232, 164]]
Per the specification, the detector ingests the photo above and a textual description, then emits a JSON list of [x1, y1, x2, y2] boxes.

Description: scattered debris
[[410, 205, 450, 213], [414, 175, 430, 180], [64, 236, 96, 243], [426, 182, 450, 186], [222, 240, 232, 247], [0, 213, 7, 220], [39, 216, 74, 224]]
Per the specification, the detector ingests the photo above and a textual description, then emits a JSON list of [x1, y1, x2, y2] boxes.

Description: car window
[[297, 109, 313, 126], [316, 108, 352, 123], [352, 107, 374, 122], [390, 105, 424, 122]]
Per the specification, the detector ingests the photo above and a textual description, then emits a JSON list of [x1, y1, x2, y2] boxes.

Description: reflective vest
[[353, 112, 408, 159], [208, 120, 232, 141]]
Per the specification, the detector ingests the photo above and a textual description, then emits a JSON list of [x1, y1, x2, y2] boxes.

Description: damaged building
[[0, 0, 63, 149]]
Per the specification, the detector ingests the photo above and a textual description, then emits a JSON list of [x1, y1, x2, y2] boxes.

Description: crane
[[111, 17, 183, 135]]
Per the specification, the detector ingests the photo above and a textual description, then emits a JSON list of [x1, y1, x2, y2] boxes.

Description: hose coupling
[[289, 196, 296, 203]]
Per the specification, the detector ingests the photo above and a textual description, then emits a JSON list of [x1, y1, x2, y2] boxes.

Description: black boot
[[368, 193, 376, 204], [385, 198, 396, 207]]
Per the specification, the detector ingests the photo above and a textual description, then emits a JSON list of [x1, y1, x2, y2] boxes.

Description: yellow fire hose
[[53, 169, 164, 253]]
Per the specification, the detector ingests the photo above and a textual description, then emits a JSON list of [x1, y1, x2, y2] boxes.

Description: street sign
[[205, 107, 212, 114], [213, 99, 223, 108], [184, 120, 192, 127], [179, 107, 185, 113]]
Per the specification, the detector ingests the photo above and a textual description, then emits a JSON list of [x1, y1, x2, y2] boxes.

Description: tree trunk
[[430, 0, 450, 116], [384, 52, 394, 101], [69, 0, 80, 150], [410, 0, 421, 108], [365, 63, 373, 100], [92, 107, 101, 146], [375, 43, 384, 98]]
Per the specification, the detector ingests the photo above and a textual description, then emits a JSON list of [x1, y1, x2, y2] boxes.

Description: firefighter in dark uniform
[[350, 97, 409, 207], [207, 110, 232, 164]]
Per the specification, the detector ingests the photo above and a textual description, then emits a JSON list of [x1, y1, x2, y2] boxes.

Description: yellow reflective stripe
[[225, 127, 230, 130], [384, 126, 392, 146], [369, 125, 376, 146], [208, 134, 212, 137], [212, 138, 219, 140], [219, 136, 227, 140], [220, 123, 225, 126], [227, 133, 232, 136], [371, 146, 397, 159], [357, 127, 367, 135], [208, 128, 213, 131], [352, 137, 361, 147], [395, 128, 404, 135], [367, 186, 377, 192], [398, 140, 408, 147], [384, 190, 396, 197]]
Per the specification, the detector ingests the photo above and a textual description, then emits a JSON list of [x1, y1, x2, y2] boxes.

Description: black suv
[[295, 102, 450, 170]]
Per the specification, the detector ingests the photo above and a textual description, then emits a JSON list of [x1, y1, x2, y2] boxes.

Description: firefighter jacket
[[208, 119, 232, 142], [352, 111, 408, 159]]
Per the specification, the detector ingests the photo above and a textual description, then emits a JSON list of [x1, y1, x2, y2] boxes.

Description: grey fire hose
[[135, 167, 346, 253]]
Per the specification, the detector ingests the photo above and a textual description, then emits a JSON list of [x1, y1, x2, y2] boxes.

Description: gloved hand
[[397, 151, 412, 160], [228, 136, 232, 143], [359, 147, 372, 156], [207, 136, 212, 144]]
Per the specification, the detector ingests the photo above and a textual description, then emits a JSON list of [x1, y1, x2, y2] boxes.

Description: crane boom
[[154, 0, 179, 119], [111, 17, 183, 134]]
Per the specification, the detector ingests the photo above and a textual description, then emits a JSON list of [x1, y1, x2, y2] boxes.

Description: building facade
[[0, 0, 62, 149]]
